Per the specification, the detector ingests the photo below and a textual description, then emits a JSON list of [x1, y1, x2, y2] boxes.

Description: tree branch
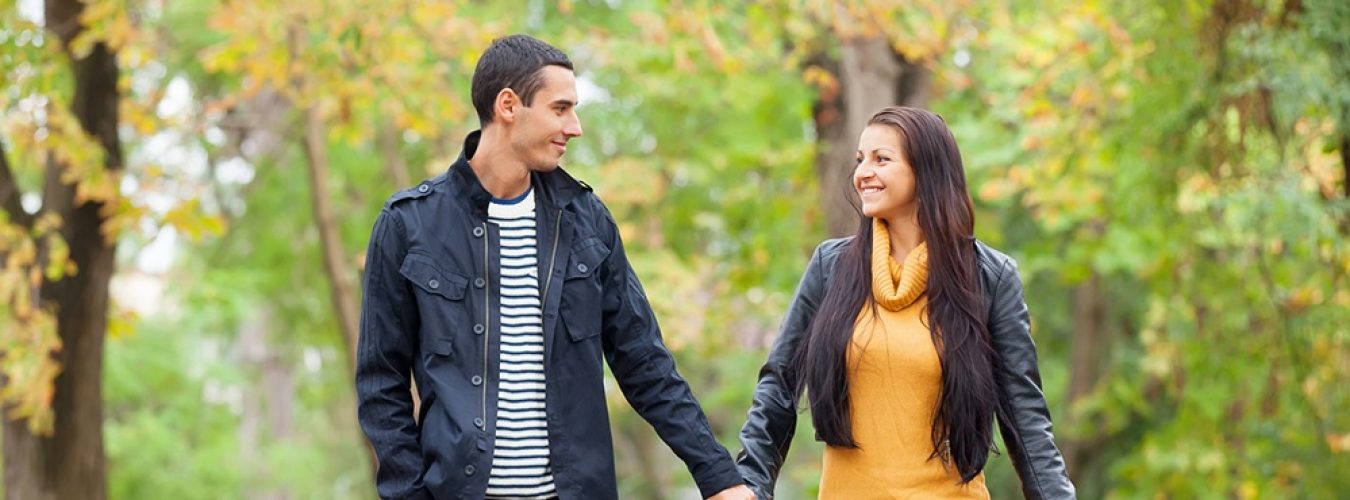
[[0, 141, 35, 229], [301, 105, 361, 373]]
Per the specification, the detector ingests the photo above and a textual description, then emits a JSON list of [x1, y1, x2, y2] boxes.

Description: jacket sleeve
[[355, 209, 431, 500], [988, 257, 1076, 500], [595, 207, 744, 498], [735, 242, 831, 499]]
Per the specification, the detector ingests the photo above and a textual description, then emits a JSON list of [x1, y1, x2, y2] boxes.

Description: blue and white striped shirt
[[484, 187, 558, 500]]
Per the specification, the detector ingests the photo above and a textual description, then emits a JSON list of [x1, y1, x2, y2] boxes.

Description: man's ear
[[495, 88, 519, 124]]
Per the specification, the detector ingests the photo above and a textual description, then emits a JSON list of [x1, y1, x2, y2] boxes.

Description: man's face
[[509, 65, 583, 172]]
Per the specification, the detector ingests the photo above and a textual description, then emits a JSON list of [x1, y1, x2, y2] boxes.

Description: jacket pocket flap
[[400, 254, 468, 301], [565, 237, 611, 280]]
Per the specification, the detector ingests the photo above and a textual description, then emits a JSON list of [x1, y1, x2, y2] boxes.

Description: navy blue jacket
[[356, 131, 742, 499]]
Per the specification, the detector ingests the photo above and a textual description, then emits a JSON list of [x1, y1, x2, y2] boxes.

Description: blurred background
[[2, 0, 1348, 498]]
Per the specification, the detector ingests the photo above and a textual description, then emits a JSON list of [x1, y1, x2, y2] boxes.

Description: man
[[356, 34, 754, 500]]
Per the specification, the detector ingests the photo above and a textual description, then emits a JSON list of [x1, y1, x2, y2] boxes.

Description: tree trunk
[[301, 106, 362, 370], [240, 311, 294, 500], [815, 35, 931, 237], [1062, 272, 1106, 479], [2, 0, 121, 497], [379, 120, 411, 190], [300, 103, 381, 479]]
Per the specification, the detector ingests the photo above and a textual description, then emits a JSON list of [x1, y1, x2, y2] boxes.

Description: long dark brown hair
[[790, 106, 999, 483]]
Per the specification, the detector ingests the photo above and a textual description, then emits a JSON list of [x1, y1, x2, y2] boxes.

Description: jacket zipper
[[540, 208, 563, 376]]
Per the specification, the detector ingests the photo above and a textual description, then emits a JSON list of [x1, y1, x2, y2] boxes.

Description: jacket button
[[471, 375, 483, 386], [577, 263, 588, 273], [472, 227, 484, 238], [428, 279, 439, 289], [417, 184, 430, 193], [463, 465, 475, 476], [473, 324, 484, 335], [474, 417, 484, 428], [474, 278, 485, 288]]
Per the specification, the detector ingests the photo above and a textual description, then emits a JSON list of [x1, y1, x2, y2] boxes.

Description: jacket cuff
[[691, 456, 746, 498]]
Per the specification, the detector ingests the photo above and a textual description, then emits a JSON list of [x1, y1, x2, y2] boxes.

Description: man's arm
[[355, 209, 429, 500], [593, 205, 745, 499]]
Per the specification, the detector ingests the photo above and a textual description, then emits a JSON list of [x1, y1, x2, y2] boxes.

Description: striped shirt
[[484, 187, 558, 500]]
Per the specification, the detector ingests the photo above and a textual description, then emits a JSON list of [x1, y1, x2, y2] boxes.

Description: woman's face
[[854, 124, 917, 220]]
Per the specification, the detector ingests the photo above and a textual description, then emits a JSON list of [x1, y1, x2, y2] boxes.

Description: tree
[[1, 0, 122, 496]]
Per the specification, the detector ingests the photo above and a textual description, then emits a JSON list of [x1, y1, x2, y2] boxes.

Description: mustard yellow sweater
[[818, 219, 989, 499]]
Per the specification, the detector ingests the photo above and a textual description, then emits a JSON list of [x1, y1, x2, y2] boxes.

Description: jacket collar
[[448, 130, 589, 213]]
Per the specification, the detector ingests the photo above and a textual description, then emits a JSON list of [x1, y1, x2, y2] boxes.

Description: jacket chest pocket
[[400, 253, 470, 357], [560, 237, 611, 342]]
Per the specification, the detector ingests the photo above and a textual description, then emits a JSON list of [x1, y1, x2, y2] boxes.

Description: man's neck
[[469, 127, 532, 200]]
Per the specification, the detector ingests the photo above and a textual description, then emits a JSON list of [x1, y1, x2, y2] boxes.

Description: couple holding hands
[[356, 35, 1075, 500]]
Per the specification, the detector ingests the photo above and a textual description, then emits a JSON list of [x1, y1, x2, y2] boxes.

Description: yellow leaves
[[107, 308, 138, 340], [163, 198, 226, 242], [42, 232, 72, 281], [101, 196, 149, 239], [32, 105, 116, 208], [1334, 289, 1350, 308], [1177, 173, 1217, 214], [73, 167, 120, 209], [0, 309, 62, 436], [624, 250, 714, 354], [1283, 286, 1324, 314], [699, 22, 733, 73], [630, 12, 669, 46], [802, 65, 840, 103], [69, 0, 138, 58], [1299, 119, 1343, 198], [200, 0, 476, 160], [0, 214, 74, 328], [1069, 83, 1097, 108], [1301, 374, 1322, 405], [1020, 133, 1044, 151], [1239, 482, 1260, 499], [4, 235, 37, 274], [121, 98, 159, 135], [1328, 433, 1350, 454], [0, 226, 63, 436], [598, 157, 667, 206], [977, 177, 1017, 203]]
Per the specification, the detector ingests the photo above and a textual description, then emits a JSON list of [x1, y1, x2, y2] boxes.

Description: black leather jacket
[[736, 237, 1076, 499]]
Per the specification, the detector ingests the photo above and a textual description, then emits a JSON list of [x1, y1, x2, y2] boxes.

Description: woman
[[736, 107, 1075, 499]]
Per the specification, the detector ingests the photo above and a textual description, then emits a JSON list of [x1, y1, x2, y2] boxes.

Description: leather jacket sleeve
[[986, 255, 1076, 500], [735, 241, 837, 499]]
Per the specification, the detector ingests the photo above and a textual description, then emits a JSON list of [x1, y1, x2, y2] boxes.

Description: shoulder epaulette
[[385, 181, 435, 208]]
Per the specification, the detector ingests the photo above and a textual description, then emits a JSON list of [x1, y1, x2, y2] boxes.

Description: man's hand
[[707, 484, 756, 500]]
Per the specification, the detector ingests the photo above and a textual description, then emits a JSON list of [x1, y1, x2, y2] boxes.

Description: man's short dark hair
[[471, 35, 574, 125]]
